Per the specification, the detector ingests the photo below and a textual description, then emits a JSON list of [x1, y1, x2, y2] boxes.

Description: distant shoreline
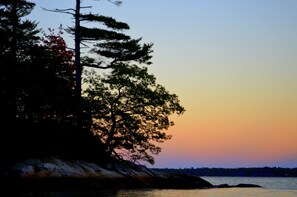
[[151, 167, 297, 177]]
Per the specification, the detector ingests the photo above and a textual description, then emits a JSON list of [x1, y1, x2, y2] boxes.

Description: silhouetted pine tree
[[0, 0, 40, 164]]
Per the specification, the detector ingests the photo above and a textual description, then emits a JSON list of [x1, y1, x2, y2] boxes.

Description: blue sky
[[29, 0, 297, 168]]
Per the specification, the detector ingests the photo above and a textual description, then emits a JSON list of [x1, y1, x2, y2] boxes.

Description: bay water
[[17, 177, 297, 196]]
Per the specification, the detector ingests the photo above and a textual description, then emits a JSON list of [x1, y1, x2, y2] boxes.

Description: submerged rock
[[215, 183, 262, 188]]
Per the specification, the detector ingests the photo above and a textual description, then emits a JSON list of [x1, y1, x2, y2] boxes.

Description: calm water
[[16, 177, 297, 197]]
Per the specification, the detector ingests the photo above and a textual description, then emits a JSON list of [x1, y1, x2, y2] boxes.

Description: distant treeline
[[152, 167, 297, 177]]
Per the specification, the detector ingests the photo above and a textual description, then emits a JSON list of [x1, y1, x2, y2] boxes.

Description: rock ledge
[[2, 157, 214, 190]]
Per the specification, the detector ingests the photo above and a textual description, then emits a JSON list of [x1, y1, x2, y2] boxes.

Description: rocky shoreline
[[1, 157, 261, 191]]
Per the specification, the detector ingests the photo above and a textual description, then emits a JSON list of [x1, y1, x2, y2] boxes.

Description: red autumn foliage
[[40, 25, 75, 92]]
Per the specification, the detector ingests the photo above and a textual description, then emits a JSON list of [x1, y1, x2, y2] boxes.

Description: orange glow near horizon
[[151, 75, 297, 167]]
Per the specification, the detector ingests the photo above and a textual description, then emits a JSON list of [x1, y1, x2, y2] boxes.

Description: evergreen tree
[[0, 1, 76, 162], [0, 0, 39, 125], [78, 14, 153, 68], [0, 0, 40, 163], [44, 1, 151, 130], [77, 10, 154, 135]]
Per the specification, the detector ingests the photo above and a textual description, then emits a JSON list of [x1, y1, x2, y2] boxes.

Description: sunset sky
[[30, 0, 297, 168]]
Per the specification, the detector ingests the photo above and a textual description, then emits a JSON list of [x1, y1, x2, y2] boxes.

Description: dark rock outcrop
[[1, 157, 214, 190], [215, 183, 262, 188], [1, 157, 262, 191]]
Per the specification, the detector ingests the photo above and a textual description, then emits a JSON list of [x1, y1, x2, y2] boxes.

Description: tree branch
[[81, 6, 92, 9], [107, 0, 123, 6], [83, 63, 113, 69], [42, 7, 74, 15]]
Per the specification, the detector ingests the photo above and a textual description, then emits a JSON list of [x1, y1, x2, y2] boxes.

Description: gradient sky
[[29, 0, 297, 168]]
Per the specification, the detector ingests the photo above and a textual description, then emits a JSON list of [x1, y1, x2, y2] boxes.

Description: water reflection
[[16, 188, 297, 197], [13, 177, 297, 197], [18, 189, 152, 197]]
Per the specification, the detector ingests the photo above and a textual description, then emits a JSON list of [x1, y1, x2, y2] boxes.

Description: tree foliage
[[69, 10, 154, 69], [0, 0, 40, 126], [0, 0, 39, 62], [0, 0, 41, 163], [83, 64, 185, 164], [0, 0, 80, 162], [22, 27, 75, 123]]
